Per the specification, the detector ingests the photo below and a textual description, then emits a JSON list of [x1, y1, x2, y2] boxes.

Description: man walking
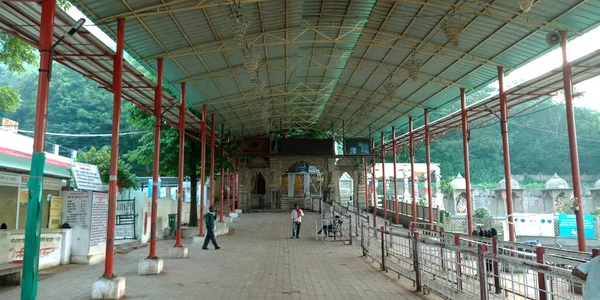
[[291, 204, 304, 239], [202, 206, 220, 250]]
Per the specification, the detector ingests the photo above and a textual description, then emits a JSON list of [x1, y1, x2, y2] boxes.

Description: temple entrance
[[338, 172, 354, 207], [280, 161, 323, 211], [251, 172, 266, 209]]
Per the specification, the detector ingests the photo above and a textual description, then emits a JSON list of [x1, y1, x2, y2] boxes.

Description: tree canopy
[[77, 146, 139, 190]]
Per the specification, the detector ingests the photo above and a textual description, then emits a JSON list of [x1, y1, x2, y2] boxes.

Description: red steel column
[[381, 133, 387, 221], [371, 139, 377, 226], [175, 83, 186, 247], [237, 156, 241, 209], [498, 67, 516, 242], [21, 1, 56, 296], [101, 17, 124, 278], [198, 105, 207, 237], [409, 117, 417, 225], [392, 127, 399, 224], [210, 115, 216, 207], [363, 157, 369, 212], [149, 58, 163, 259], [219, 124, 225, 222], [226, 155, 231, 217], [425, 109, 433, 230], [460, 88, 474, 236], [560, 31, 586, 251]]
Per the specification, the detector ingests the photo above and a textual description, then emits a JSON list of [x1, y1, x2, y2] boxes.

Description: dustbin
[[168, 213, 177, 235]]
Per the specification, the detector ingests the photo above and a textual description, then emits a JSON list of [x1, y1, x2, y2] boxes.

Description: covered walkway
[[0, 212, 424, 300]]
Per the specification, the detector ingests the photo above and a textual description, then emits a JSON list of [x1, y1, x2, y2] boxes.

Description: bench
[[0, 263, 22, 285]]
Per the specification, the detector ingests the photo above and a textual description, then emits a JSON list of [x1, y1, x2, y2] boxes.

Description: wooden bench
[[0, 263, 22, 285]]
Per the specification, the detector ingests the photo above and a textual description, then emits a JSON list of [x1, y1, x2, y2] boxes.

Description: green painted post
[[21, 0, 56, 298], [21, 153, 46, 299]]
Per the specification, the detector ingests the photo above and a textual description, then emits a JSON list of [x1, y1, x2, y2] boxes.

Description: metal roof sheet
[[5, 0, 599, 138]]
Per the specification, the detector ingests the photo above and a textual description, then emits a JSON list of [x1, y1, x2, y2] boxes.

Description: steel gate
[[115, 199, 136, 240]]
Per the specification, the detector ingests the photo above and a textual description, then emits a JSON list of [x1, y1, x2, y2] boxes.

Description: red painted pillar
[[425, 109, 433, 230], [460, 88, 474, 236], [175, 83, 186, 247], [198, 105, 207, 237], [210, 114, 216, 207], [237, 156, 241, 209], [100, 17, 124, 278], [371, 139, 377, 226], [409, 117, 417, 225], [226, 156, 231, 217], [498, 67, 516, 242], [363, 157, 369, 212], [381, 133, 387, 221], [219, 124, 225, 222], [22, 1, 56, 295], [392, 127, 399, 224], [149, 58, 163, 259], [560, 31, 587, 251]]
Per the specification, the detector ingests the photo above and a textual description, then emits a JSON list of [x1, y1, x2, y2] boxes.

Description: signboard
[[0, 172, 19, 187], [147, 179, 162, 198], [513, 213, 555, 237], [90, 193, 108, 247], [19, 190, 28, 204], [298, 166, 308, 173], [71, 162, 103, 191], [558, 214, 595, 238], [8, 233, 61, 266], [1, 117, 18, 133], [63, 191, 90, 229], [48, 196, 63, 229], [20, 175, 62, 191]]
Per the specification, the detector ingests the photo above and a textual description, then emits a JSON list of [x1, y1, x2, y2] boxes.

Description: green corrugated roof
[[0, 153, 71, 179]]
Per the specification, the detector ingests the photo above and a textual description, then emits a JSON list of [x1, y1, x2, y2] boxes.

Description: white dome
[[498, 177, 520, 190], [594, 178, 600, 189], [451, 173, 466, 190], [545, 173, 569, 189]]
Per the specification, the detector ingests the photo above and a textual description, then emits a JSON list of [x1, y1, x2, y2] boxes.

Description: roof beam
[[144, 25, 502, 67], [96, 0, 267, 23], [393, 0, 574, 33], [171, 55, 471, 89]]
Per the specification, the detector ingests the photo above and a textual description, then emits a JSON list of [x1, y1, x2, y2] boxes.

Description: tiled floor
[[0, 212, 427, 299]]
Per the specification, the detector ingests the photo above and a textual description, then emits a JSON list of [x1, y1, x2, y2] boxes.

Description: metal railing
[[328, 202, 596, 300]]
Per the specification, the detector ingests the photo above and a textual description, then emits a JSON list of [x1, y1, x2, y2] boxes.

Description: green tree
[[126, 106, 241, 227], [76, 146, 139, 190], [474, 207, 491, 219], [0, 86, 21, 112]]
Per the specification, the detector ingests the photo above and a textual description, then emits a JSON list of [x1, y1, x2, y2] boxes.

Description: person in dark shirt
[[202, 206, 220, 250]]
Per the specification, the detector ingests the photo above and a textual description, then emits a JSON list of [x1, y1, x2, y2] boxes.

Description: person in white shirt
[[291, 204, 304, 239], [572, 256, 600, 299]]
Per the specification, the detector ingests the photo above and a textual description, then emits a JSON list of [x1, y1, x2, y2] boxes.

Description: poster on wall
[[1, 117, 18, 133], [512, 213, 554, 237], [558, 214, 595, 238], [63, 191, 90, 229], [8, 234, 61, 266], [48, 196, 63, 229], [89, 193, 108, 247], [71, 162, 103, 191]]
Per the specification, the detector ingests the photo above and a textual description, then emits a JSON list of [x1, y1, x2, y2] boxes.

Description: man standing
[[202, 206, 220, 250], [572, 256, 600, 299], [291, 204, 304, 239]]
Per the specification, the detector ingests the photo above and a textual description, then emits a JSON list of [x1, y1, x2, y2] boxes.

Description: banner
[[48, 196, 63, 229], [558, 214, 595, 238], [71, 162, 103, 191]]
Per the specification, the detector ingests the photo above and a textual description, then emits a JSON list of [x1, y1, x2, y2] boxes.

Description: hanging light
[[441, 17, 466, 47], [383, 80, 397, 100], [243, 52, 261, 78], [251, 77, 266, 96], [404, 58, 422, 81], [227, 7, 251, 46], [517, 0, 534, 13]]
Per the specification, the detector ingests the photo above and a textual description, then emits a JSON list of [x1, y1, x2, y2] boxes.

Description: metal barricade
[[315, 216, 351, 243]]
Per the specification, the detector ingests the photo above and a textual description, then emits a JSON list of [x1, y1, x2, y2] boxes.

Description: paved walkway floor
[[0, 212, 427, 300]]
